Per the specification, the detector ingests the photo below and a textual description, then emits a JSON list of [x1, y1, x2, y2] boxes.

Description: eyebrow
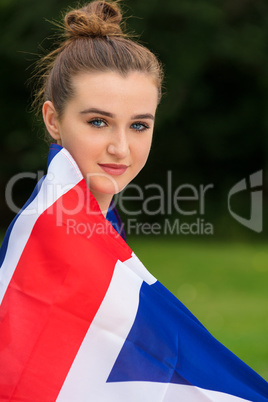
[[132, 113, 155, 121], [80, 108, 155, 121]]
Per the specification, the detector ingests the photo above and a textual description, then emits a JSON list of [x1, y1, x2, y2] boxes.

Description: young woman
[[0, 1, 267, 401], [40, 0, 162, 218]]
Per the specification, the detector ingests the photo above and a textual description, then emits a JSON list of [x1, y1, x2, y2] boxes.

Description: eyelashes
[[131, 122, 150, 132], [88, 118, 107, 128], [87, 118, 150, 132]]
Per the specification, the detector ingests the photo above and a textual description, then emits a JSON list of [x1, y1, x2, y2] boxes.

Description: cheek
[[61, 131, 104, 163], [135, 138, 152, 167], [89, 175, 121, 195]]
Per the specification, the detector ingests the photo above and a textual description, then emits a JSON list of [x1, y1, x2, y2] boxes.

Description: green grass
[[128, 237, 268, 381]]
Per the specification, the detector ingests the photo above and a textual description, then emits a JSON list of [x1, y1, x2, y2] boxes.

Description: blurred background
[[0, 0, 267, 379]]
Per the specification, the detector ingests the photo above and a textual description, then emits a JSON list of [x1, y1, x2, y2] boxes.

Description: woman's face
[[43, 71, 158, 213]]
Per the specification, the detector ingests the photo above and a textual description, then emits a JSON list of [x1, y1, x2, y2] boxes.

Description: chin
[[88, 177, 119, 193], [90, 180, 126, 197]]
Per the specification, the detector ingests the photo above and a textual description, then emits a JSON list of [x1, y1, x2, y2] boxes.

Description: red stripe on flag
[[0, 181, 132, 401]]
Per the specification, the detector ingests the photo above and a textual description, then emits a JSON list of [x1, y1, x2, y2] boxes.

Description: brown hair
[[33, 1, 164, 124]]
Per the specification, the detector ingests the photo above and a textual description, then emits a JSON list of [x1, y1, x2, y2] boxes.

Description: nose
[[107, 128, 130, 159]]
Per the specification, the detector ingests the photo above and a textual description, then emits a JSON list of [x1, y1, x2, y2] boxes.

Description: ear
[[42, 101, 61, 143]]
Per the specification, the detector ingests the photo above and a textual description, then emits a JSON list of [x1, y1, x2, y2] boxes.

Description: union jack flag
[[0, 145, 267, 401]]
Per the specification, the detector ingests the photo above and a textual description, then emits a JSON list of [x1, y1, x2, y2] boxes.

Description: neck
[[90, 191, 113, 218]]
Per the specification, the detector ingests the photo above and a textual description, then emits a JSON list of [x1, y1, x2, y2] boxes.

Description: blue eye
[[88, 119, 106, 128], [131, 122, 149, 132]]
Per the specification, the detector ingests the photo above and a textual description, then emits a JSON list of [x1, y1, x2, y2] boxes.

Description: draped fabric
[[0, 144, 267, 401]]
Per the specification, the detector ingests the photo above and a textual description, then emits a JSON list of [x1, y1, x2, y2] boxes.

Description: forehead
[[69, 71, 158, 111]]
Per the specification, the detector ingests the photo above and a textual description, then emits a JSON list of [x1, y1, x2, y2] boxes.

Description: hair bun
[[64, 1, 123, 39]]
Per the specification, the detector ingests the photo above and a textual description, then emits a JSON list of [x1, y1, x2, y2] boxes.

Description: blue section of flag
[[106, 200, 126, 241], [108, 281, 268, 402], [0, 144, 61, 269], [47, 143, 62, 168], [0, 176, 46, 268]]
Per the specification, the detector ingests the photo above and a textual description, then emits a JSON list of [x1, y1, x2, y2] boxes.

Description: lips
[[98, 163, 129, 176]]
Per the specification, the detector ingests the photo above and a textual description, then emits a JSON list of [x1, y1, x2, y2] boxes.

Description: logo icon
[[228, 170, 263, 233]]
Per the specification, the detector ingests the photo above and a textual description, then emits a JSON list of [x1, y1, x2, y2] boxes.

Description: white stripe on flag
[[56, 258, 145, 401], [56, 256, 250, 402], [0, 149, 82, 304], [126, 252, 156, 285]]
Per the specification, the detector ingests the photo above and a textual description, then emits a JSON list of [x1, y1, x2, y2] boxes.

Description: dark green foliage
[[0, 0, 267, 237]]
